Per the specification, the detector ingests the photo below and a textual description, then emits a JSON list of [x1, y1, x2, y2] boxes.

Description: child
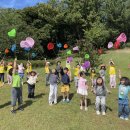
[[18, 63, 25, 79], [44, 61, 50, 86], [109, 60, 116, 88], [118, 77, 130, 120], [99, 64, 106, 82], [27, 71, 38, 98], [56, 61, 62, 79], [7, 62, 13, 85], [90, 68, 96, 88], [77, 71, 88, 111], [0, 59, 5, 86], [61, 67, 70, 102], [11, 58, 23, 113], [99, 65, 111, 94], [26, 60, 32, 75], [66, 60, 72, 81], [49, 69, 58, 105], [74, 64, 80, 88], [93, 77, 107, 115]]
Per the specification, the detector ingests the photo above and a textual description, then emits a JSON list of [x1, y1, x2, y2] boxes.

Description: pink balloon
[[73, 46, 79, 51], [26, 37, 35, 48], [67, 57, 73, 62], [20, 40, 31, 48], [108, 42, 113, 49], [116, 33, 127, 43]]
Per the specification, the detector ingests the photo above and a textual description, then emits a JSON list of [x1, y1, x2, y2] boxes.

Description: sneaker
[[80, 106, 83, 110], [54, 102, 57, 105], [102, 112, 106, 115], [85, 107, 88, 111], [49, 102, 53, 106], [125, 118, 129, 121], [120, 116, 124, 120], [11, 110, 16, 114], [96, 111, 100, 115], [62, 99, 66, 102], [66, 99, 70, 103]]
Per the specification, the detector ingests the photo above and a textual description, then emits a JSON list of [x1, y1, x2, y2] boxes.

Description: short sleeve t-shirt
[[74, 68, 80, 77], [26, 65, 32, 73], [109, 66, 116, 75], [12, 74, 21, 88], [78, 77, 87, 89], [0, 65, 4, 73], [7, 65, 13, 73], [45, 66, 50, 74], [18, 65, 24, 73], [119, 85, 130, 99]]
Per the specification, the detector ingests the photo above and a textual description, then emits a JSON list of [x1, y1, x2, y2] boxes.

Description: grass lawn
[[0, 48, 130, 130]]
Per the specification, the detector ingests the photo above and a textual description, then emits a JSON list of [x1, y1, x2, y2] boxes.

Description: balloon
[[67, 57, 73, 62], [26, 37, 35, 48], [108, 42, 113, 49], [5, 48, 9, 54], [114, 41, 120, 49], [116, 33, 127, 43], [83, 61, 90, 69], [32, 53, 37, 58], [85, 54, 90, 59], [11, 44, 16, 52], [66, 50, 72, 55], [24, 48, 31, 52], [8, 29, 16, 37], [73, 46, 79, 51], [64, 44, 68, 49], [47, 42, 54, 50], [57, 43, 62, 48]]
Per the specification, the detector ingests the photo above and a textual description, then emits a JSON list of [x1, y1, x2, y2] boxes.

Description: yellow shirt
[[74, 68, 80, 77], [45, 66, 50, 74], [26, 65, 32, 73], [109, 66, 116, 75], [0, 65, 4, 73], [7, 65, 13, 73], [91, 72, 96, 79], [66, 63, 71, 70]]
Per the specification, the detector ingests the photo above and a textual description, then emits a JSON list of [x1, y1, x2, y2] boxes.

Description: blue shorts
[[18, 73, 24, 79]]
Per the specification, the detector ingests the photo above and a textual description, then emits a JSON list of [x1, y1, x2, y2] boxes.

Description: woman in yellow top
[[44, 61, 50, 86], [74, 64, 80, 88], [0, 59, 5, 86], [7, 62, 13, 85], [109, 60, 116, 88], [26, 60, 32, 75]]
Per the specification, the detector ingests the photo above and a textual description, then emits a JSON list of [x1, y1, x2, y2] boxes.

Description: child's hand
[[14, 57, 17, 61]]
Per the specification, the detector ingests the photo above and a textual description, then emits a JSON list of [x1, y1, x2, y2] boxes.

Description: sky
[[0, 0, 48, 9]]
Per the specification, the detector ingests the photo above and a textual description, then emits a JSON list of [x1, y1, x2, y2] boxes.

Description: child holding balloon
[[77, 71, 88, 111], [26, 60, 32, 76], [74, 64, 80, 88], [44, 61, 50, 86], [90, 68, 96, 88]]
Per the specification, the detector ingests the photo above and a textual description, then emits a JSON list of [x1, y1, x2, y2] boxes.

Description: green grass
[[0, 48, 130, 130]]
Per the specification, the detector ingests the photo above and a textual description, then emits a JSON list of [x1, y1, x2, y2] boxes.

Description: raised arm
[[13, 58, 17, 74]]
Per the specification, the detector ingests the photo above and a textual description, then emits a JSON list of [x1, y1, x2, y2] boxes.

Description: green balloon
[[67, 50, 72, 55], [85, 54, 90, 59], [8, 29, 16, 37]]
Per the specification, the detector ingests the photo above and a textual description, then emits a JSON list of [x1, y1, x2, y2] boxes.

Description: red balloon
[[47, 42, 54, 50], [114, 41, 120, 49]]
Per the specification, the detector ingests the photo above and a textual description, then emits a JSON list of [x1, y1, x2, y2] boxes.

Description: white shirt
[[27, 75, 37, 85]]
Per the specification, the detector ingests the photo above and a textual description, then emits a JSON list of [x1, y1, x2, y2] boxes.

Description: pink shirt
[[78, 77, 87, 89]]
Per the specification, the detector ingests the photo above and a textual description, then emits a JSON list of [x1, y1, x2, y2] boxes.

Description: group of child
[[0, 57, 130, 120]]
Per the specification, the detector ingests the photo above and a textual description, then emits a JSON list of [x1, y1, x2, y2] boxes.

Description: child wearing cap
[[48, 69, 58, 105], [61, 67, 70, 102]]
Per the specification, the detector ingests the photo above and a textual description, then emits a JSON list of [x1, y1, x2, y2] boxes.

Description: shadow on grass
[[35, 93, 45, 99], [0, 101, 11, 109], [22, 100, 34, 109], [57, 93, 74, 103]]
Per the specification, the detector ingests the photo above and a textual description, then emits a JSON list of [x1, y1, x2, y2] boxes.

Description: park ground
[[0, 48, 130, 130]]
